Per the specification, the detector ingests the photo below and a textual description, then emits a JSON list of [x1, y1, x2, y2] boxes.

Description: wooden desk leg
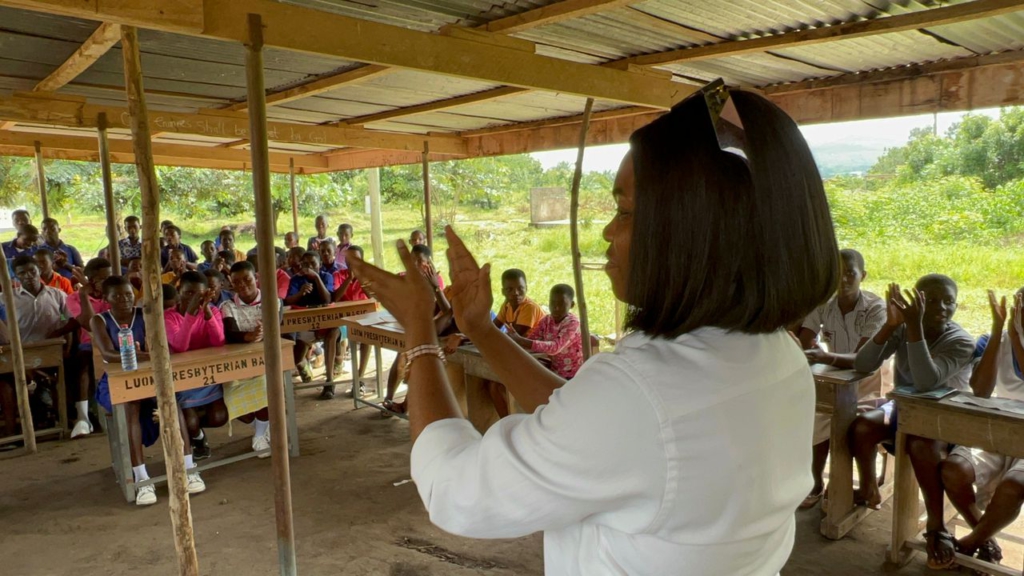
[[822, 382, 857, 539], [889, 429, 919, 566], [112, 405, 135, 504], [374, 345, 384, 398], [283, 371, 299, 458], [57, 361, 68, 437]]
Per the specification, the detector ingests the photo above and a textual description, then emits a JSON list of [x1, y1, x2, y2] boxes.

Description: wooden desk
[[0, 338, 68, 446], [812, 364, 885, 540], [281, 300, 378, 333], [341, 313, 404, 415], [889, 392, 1024, 575], [101, 341, 298, 503], [447, 345, 545, 431]]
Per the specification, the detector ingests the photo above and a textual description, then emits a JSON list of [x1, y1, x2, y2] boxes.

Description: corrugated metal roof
[[281, 0, 554, 32]]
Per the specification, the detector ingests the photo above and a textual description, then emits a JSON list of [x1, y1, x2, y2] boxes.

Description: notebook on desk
[[890, 386, 958, 401]]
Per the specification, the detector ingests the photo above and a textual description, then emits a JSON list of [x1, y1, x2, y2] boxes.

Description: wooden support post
[[289, 158, 299, 239], [0, 250, 36, 453], [422, 141, 432, 250], [368, 166, 384, 268], [569, 99, 595, 360], [245, 14, 298, 576], [34, 141, 48, 219], [120, 25, 199, 576], [98, 113, 120, 273]]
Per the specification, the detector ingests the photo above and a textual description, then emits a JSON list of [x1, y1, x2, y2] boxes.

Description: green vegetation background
[[4, 107, 1024, 340]]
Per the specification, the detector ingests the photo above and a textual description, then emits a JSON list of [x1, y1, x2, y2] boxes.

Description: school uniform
[[497, 298, 545, 332], [951, 331, 1024, 508], [219, 292, 271, 419], [287, 271, 334, 342], [41, 241, 83, 280], [412, 328, 813, 575], [41, 273, 73, 295], [527, 314, 583, 380], [66, 290, 110, 349], [801, 291, 886, 444], [0, 285, 68, 342], [160, 243, 199, 267], [94, 309, 161, 447], [117, 237, 142, 260], [165, 306, 226, 408], [306, 235, 334, 251]]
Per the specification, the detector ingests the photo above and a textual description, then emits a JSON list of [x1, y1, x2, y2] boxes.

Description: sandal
[[925, 530, 957, 570], [976, 539, 1002, 565], [799, 490, 824, 510]]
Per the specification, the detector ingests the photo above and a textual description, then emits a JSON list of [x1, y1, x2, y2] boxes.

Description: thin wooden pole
[[569, 98, 595, 360], [0, 251, 36, 453], [120, 26, 200, 576], [98, 113, 121, 273], [368, 166, 384, 268], [34, 141, 48, 219], [245, 14, 298, 576], [422, 141, 432, 250], [289, 158, 299, 238]]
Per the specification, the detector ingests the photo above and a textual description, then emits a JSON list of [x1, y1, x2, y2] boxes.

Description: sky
[[529, 107, 1004, 173]]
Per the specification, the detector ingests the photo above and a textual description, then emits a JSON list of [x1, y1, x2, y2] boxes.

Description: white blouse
[[411, 328, 814, 576]]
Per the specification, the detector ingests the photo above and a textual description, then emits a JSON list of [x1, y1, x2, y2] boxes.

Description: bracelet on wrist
[[405, 344, 445, 366]]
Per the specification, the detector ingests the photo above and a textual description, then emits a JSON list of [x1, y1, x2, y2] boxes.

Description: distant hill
[[808, 140, 889, 178]]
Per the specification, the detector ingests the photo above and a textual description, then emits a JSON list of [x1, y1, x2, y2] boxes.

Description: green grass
[[53, 208, 1016, 341]]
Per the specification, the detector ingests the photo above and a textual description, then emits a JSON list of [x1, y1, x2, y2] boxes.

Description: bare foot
[[854, 486, 882, 510]]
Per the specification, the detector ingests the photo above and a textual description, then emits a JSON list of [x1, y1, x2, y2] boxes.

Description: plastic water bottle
[[118, 325, 138, 371]]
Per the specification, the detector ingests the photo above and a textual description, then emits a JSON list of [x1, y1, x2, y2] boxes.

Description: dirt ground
[[3, 373, 1023, 575]]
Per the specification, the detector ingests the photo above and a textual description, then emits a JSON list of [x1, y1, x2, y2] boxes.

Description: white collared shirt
[[1, 284, 68, 343], [411, 328, 813, 576]]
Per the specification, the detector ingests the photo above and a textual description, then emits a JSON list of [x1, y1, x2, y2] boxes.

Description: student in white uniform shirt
[[797, 248, 886, 509], [940, 289, 1024, 568], [349, 84, 839, 576]]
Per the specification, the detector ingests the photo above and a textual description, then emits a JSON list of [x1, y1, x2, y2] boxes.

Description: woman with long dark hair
[[350, 82, 838, 575]]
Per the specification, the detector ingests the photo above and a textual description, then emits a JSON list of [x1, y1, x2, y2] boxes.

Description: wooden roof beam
[[227, 64, 393, 112], [34, 22, 122, 92], [614, 0, 1024, 68], [0, 0, 689, 109], [477, 0, 641, 34], [0, 93, 468, 154]]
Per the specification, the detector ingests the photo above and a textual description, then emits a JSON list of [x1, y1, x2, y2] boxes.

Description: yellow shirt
[[161, 271, 179, 287], [497, 298, 545, 332]]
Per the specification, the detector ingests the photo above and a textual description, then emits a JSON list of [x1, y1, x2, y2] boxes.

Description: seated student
[[283, 231, 299, 250], [203, 269, 234, 307], [213, 250, 236, 275], [92, 276, 204, 505], [161, 247, 189, 287], [160, 225, 198, 269], [850, 275, 974, 569], [284, 246, 305, 279], [40, 218, 83, 280], [336, 223, 353, 269], [65, 258, 114, 438], [285, 251, 334, 384], [307, 214, 332, 251], [796, 249, 886, 509], [9, 209, 31, 241], [276, 250, 292, 300], [333, 245, 372, 396], [159, 220, 174, 249], [488, 268, 545, 417], [409, 229, 426, 247], [118, 215, 142, 261], [220, 261, 273, 457], [34, 248, 73, 295], [0, 255, 78, 440], [317, 240, 347, 386], [508, 283, 583, 380], [940, 289, 1024, 567], [381, 245, 453, 413], [3, 223, 40, 262], [218, 229, 247, 265], [197, 240, 216, 272], [165, 272, 228, 460], [124, 257, 144, 300]]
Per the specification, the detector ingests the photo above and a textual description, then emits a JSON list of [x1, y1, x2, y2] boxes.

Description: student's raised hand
[[348, 240, 437, 335], [71, 266, 87, 287], [884, 283, 906, 328], [988, 290, 1008, 331], [444, 226, 494, 339], [1012, 293, 1024, 339], [900, 288, 925, 326]]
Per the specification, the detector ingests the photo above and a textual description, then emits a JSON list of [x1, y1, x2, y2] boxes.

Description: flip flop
[[799, 490, 823, 510], [925, 530, 956, 570]]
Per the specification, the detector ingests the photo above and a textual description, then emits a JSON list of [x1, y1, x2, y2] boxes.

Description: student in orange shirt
[[489, 269, 545, 416], [33, 248, 73, 295]]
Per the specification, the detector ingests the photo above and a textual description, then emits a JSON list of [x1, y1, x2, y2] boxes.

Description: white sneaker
[[135, 484, 157, 506], [252, 431, 271, 459], [186, 469, 206, 495], [71, 419, 93, 439]]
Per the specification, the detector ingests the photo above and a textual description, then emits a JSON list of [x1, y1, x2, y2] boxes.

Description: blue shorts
[[176, 385, 224, 409]]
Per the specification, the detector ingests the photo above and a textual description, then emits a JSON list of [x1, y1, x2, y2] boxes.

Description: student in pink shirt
[[508, 284, 583, 380], [164, 271, 227, 460]]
